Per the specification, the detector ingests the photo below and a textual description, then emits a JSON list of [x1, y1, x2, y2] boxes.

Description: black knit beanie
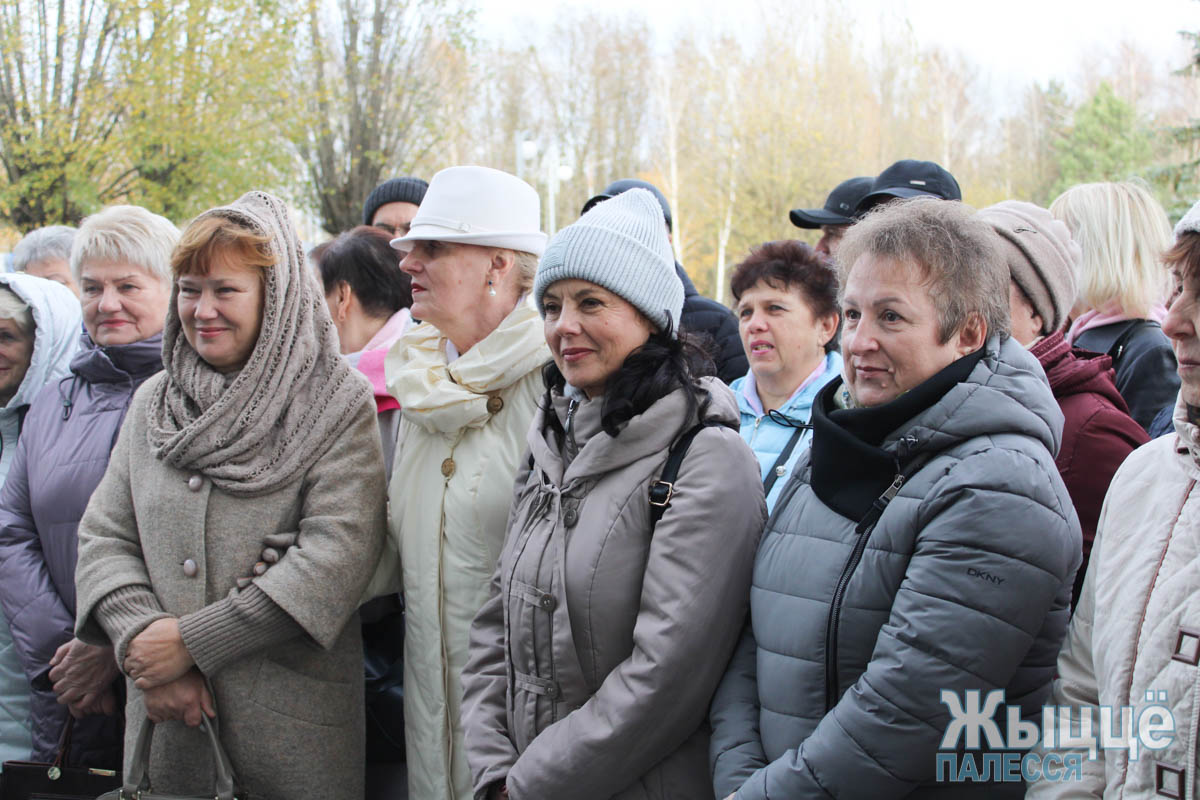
[[362, 177, 429, 225]]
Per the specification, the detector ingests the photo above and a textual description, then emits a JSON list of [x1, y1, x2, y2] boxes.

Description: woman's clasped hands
[[124, 618, 213, 727]]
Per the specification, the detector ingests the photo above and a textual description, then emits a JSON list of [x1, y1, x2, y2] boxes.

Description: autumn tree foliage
[[0, 0, 297, 229]]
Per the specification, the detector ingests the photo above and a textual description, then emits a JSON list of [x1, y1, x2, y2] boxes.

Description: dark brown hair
[[730, 239, 840, 327], [314, 226, 412, 318]]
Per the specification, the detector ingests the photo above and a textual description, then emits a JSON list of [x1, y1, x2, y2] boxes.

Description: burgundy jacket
[[1031, 332, 1148, 606]]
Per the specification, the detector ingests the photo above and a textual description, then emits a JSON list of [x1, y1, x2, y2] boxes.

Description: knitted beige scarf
[[146, 191, 372, 496]]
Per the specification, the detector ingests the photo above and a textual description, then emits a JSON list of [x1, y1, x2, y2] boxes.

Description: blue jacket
[[730, 351, 842, 511]]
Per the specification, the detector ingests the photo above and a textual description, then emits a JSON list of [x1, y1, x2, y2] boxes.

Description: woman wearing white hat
[[379, 165, 549, 800]]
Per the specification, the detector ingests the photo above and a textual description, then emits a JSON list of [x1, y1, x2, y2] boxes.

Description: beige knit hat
[[978, 201, 1081, 335]]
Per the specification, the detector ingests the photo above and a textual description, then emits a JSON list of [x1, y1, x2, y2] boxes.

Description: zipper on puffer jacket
[[823, 435, 919, 711]]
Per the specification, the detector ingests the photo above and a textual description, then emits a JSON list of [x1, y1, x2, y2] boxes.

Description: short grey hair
[[0, 286, 33, 336], [836, 198, 1011, 342], [12, 226, 76, 273], [70, 205, 180, 284]]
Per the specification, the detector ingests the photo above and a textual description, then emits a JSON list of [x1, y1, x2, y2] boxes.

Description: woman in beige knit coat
[[73, 191, 387, 799]]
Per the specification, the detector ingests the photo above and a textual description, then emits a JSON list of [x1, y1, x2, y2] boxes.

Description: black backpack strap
[[1106, 319, 1160, 366], [648, 422, 710, 529]]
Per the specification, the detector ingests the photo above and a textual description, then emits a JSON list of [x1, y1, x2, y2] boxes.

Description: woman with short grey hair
[[11, 226, 79, 297], [709, 198, 1081, 799], [0, 205, 175, 767]]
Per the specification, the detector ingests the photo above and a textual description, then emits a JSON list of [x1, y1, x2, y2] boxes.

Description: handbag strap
[[49, 715, 75, 772], [122, 714, 239, 800], [648, 422, 711, 529]]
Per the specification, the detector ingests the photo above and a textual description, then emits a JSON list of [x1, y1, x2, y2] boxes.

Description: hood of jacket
[[69, 331, 164, 386], [886, 333, 1062, 457], [528, 375, 739, 487], [1030, 330, 1128, 411], [811, 334, 1062, 520], [0, 273, 81, 412]]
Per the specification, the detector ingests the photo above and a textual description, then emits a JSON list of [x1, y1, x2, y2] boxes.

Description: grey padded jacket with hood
[[709, 335, 1082, 799], [0, 273, 80, 765], [462, 377, 766, 800]]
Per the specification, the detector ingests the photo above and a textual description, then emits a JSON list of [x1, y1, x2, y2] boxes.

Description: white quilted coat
[[1029, 399, 1200, 799]]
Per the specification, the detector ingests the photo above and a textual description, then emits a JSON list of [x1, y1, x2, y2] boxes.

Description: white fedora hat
[[390, 165, 548, 256]]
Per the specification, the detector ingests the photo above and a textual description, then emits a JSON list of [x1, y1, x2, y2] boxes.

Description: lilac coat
[[0, 332, 162, 764]]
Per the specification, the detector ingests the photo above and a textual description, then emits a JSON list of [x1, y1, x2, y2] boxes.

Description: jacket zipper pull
[[881, 473, 906, 502], [565, 399, 581, 454]]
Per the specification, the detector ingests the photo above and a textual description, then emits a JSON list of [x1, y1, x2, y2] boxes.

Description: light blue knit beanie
[[534, 188, 685, 334]]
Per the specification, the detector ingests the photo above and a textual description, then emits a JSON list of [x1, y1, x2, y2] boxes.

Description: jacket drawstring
[[58, 375, 79, 421]]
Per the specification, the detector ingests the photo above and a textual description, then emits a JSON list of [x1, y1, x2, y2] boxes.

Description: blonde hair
[[511, 250, 539, 293], [1049, 181, 1171, 318], [71, 206, 179, 284], [0, 287, 33, 337]]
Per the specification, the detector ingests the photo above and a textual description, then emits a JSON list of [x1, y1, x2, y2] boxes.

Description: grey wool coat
[[461, 377, 766, 800], [74, 372, 387, 800]]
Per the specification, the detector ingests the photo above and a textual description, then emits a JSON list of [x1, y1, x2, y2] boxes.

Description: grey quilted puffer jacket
[[709, 335, 1082, 799]]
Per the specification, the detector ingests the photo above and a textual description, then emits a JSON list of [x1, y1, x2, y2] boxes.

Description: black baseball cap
[[789, 176, 874, 229], [581, 179, 673, 232], [855, 159, 961, 215]]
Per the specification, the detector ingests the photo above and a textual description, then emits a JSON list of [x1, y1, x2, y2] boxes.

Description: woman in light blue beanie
[[461, 187, 766, 800]]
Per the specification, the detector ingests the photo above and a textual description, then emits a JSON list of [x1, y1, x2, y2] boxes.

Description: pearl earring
[[488, 280, 497, 297]]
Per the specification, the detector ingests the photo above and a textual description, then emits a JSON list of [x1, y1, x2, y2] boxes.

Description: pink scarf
[[356, 309, 412, 413], [1066, 301, 1167, 345]]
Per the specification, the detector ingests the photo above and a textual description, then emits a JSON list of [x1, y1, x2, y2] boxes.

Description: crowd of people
[[0, 154, 1189, 800]]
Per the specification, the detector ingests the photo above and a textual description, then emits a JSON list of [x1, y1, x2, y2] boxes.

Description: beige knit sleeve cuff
[[178, 584, 305, 676], [94, 585, 172, 670]]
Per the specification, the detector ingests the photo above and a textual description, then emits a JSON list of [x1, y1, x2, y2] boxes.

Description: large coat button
[[486, 395, 504, 414], [187, 475, 203, 491], [182, 559, 198, 577], [562, 506, 579, 527], [441, 458, 455, 478]]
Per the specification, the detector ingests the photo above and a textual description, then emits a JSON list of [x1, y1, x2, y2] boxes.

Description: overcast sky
[[475, 0, 1200, 99]]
